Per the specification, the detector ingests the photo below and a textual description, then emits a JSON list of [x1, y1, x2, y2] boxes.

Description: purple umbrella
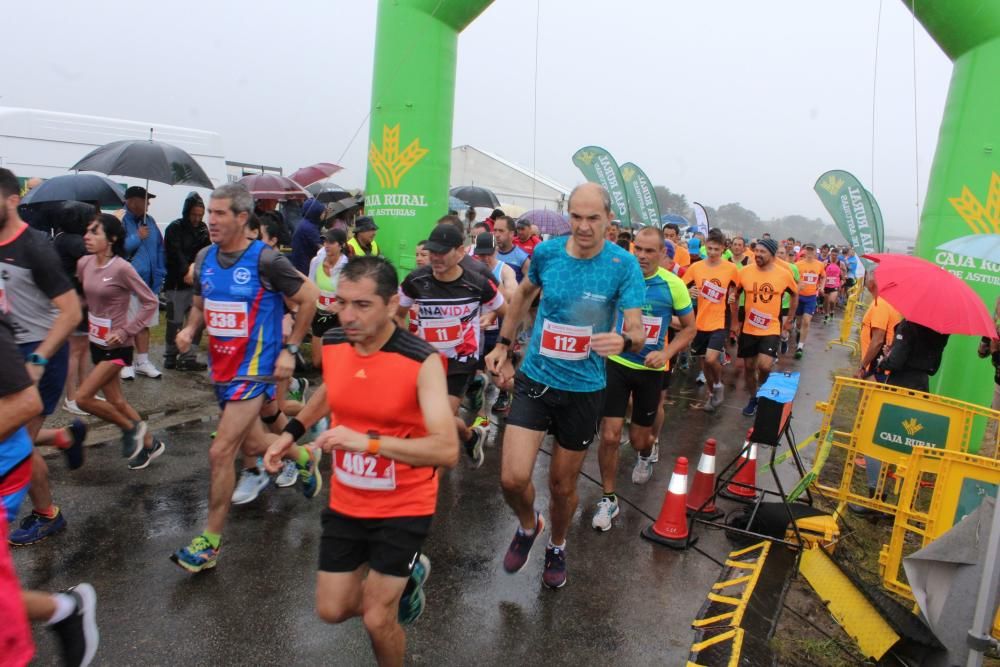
[[520, 209, 569, 236]]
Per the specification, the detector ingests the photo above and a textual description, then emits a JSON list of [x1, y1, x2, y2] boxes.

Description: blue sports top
[[610, 267, 693, 371], [519, 237, 646, 392]]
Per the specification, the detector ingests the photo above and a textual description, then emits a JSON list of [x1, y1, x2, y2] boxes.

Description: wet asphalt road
[[13, 327, 847, 666]]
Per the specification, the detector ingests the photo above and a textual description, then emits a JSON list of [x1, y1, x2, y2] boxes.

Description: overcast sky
[[2, 1, 951, 237]]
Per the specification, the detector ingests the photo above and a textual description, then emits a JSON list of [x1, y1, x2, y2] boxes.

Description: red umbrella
[[289, 162, 343, 187], [237, 173, 309, 201], [863, 253, 997, 338]]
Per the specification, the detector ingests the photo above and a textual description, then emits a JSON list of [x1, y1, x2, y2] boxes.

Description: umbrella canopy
[[938, 234, 1000, 264], [450, 185, 500, 209], [497, 202, 525, 218], [20, 174, 125, 208], [237, 174, 309, 201], [448, 195, 469, 213], [70, 139, 214, 188], [289, 162, 343, 188], [864, 253, 998, 338], [317, 190, 358, 204], [307, 181, 348, 196], [326, 195, 364, 216], [520, 209, 569, 236]]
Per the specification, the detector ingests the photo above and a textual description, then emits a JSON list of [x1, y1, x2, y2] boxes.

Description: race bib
[[334, 451, 396, 491], [421, 317, 462, 349], [700, 281, 725, 304], [825, 276, 839, 288], [803, 273, 819, 285], [539, 320, 592, 360], [408, 306, 419, 334], [88, 313, 111, 346], [641, 315, 663, 345], [748, 308, 773, 330], [204, 299, 249, 338], [318, 291, 337, 312]]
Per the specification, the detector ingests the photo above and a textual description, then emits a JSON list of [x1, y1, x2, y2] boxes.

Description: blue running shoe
[[299, 448, 323, 499], [742, 397, 758, 417], [398, 554, 431, 625], [503, 512, 545, 573], [65, 419, 87, 470], [170, 534, 219, 573], [9, 508, 67, 546], [542, 545, 567, 589]]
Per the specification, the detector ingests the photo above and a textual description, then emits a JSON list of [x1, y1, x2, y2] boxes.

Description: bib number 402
[[341, 452, 378, 477]]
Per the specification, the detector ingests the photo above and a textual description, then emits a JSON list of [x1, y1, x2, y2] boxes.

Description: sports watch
[[283, 343, 300, 355], [27, 353, 48, 366]]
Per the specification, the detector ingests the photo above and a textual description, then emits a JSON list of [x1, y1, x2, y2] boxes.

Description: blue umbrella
[[661, 213, 691, 229], [21, 173, 125, 208], [938, 234, 1000, 264], [448, 195, 469, 212]]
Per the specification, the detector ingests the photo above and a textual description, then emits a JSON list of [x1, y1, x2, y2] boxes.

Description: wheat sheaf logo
[[576, 150, 596, 166], [949, 171, 1000, 234], [621, 166, 636, 182], [369, 124, 428, 189], [902, 418, 924, 437], [819, 174, 845, 196]]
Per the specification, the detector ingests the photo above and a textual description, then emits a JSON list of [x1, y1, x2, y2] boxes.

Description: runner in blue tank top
[[171, 184, 320, 574], [485, 183, 646, 589]]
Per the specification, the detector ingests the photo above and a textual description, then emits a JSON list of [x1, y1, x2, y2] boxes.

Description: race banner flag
[[866, 189, 886, 252], [813, 170, 878, 259], [692, 202, 710, 235], [621, 162, 661, 228], [572, 146, 631, 225]]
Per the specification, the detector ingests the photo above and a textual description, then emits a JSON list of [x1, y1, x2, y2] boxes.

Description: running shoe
[[275, 459, 299, 487], [779, 335, 789, 355], [711, 384, 725, 408], [542, 545, 567, 589], [63, 398, 88, 416], [9, 509, 67, 545], [128, 440, 164, 471], [701, 397, 716, 413], [120, 365, 135, 381], [49, 583, 99, 667], [471, 415, 490, 430], [464, 426, 486, 468], [287, 377, 309, 403], [121, 421, 147, 460], [632, 453, 655, 485], [135, 360, 162, 378], [648, 441, 659, 463], [232, 468, 270, 504], [175, 359, 208, 372], [795, 346, 804, 360], [299, 448, 323, 499], [492, 390, 512, 415], [65, 418, 87, 470], [398, 554, 431, 625], [463, 374, 485, 413], [171, 534, 219, 573], [742, 397, 758, 417], [503, 512, 545, 573], [591, 496, 620, 531], [696, 371, 706, 385]]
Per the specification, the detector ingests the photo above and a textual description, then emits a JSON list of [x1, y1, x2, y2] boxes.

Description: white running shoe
[[63, 399, 88, 416], [632, 453, 655, 485], [711, 383, 725, 408], [275, 460, 299, 488], [232, 468, 270, 504], [120, 365, 135, 381], [649, 441, 660, 463], [696, 371, 706, 385], [591, 496, 620, 531], [135, 360, 162, 378]]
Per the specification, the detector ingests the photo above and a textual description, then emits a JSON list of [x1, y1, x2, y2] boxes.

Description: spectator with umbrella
[[119, 186, 165, 380], [162, 193, 209, 372]]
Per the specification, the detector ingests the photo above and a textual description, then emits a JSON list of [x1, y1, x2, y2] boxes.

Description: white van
[[0, 106, 227, 233]]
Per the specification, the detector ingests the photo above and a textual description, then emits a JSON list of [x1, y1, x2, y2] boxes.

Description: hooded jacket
[[163, 193, 209, 291], [53, 201, 96, 295], [290, 198, 325, 274]]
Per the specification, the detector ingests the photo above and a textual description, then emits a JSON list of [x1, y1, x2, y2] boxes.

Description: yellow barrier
[[826, 282, 863, 354], [878, 447, 1000, 600]]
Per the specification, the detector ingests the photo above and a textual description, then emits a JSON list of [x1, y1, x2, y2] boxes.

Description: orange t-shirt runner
[[322, 327, 440, 519], [736, 264, 798, 337], [860, 297, 903, 358], [685, 260, 738, 331], [795, 259, 826, 297]]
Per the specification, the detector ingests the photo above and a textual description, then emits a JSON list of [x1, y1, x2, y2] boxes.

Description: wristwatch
[[367, 430, 381, 455], [27, 353, 48, 366], [283, 343, 300, 355], [619, 333, 632, 353]]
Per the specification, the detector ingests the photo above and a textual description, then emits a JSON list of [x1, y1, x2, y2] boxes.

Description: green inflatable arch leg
[[363, 0, 494, 272]]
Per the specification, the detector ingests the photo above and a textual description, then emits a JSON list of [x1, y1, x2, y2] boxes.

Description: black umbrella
[[70, 138, 215, 189], [450, 185, 500, 209], [20, 173, 126, 208]]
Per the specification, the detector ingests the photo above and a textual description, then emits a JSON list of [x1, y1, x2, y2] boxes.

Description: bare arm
[[644, 311, 696, 369], [274, 281, 319, 379], [856, 328, 887, 378], [33, 290, 81, 361], [485, 277, 541, 382], [263, 385, 331, 471], [176, 295, 204, 354], [0, 384, 42, 441]]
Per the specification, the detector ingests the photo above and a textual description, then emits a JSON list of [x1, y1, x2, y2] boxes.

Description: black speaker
[[751, 396, 792, 446]]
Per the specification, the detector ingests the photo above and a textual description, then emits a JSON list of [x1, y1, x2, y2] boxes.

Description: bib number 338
[[204, 300, 249, 338]]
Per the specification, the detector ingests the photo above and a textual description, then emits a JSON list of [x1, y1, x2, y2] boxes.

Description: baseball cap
[[423, 224, 464, 253], [473, 231, 496, 255], [515, 218, 531, 228], [125, 186, 155, 199], [803, 242, 816, 250]]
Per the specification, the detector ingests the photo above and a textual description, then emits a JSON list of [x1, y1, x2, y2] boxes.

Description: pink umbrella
[[237, 173, 309, 201], [289, 162, 343, 187]]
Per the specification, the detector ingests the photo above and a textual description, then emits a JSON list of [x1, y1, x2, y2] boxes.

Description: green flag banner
[[866, 189, 886, 252], [572, 146, 630, 224], [620, 162, 660, 228], [813, 170, 879, 258]]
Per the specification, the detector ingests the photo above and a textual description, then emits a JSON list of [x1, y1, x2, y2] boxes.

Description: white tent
[[451, 145, 569, 214]]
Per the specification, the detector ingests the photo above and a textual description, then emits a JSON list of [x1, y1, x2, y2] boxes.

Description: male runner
[[773, 245, 800, 355], [731, 238, 798, 416], [484, 183, 646, 588], [684, 229, 738, 411], [0, 169, 86, 546], [793, 242, 825, 359], [729, 236, 750, 267], [264, 256, 458, 667], [171, 183, 320, 573], [494, 216, 530, 283], [593, 227, 694, 531], [397, 224, 504, 467], [663, 223, 690, 269], [472, 232, 518, 416]]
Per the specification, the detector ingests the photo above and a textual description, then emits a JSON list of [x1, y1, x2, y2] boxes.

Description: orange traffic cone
[[642, 457, 698, 549], [719, 440, 759, 502], [686, 439, 723, 519]]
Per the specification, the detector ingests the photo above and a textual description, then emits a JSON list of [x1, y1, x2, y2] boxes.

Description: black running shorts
[[691, 329, 727, 356], [602, 361, 661, 428], [506, 371, 605, 451], [737, 333, 780, 359], [319, 509, 432, 578]]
